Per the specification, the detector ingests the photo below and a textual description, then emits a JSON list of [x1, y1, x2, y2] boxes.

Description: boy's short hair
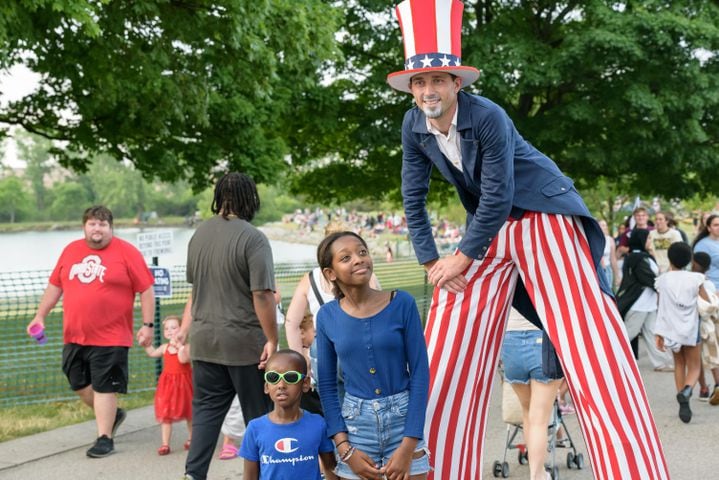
[[266, 349, 307, 376], [668, 242, 693, 270], [299, 312, 314, 332], [693, 251, 711, 273]]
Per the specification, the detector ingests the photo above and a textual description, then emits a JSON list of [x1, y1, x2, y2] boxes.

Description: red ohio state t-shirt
[[49, 237, 154, 347]]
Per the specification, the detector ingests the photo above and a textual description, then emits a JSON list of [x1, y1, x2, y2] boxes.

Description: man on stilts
[[387, 1, 669, 478]]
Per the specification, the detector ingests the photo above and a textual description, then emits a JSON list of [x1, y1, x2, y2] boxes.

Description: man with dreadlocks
[[178, 172, 278, 480]]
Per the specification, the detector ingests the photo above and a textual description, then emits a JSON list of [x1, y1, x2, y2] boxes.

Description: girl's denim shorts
[[501, 330, 556, 384], [336, 390, 430, 479]]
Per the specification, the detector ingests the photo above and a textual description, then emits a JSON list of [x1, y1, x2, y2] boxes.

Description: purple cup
[[28, 324, 47, 345]]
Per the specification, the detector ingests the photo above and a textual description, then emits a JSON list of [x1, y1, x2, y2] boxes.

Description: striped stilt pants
[[424, 212, 668, 479]]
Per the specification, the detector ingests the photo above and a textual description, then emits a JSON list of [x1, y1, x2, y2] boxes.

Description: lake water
[[0, 227, 317, 273]]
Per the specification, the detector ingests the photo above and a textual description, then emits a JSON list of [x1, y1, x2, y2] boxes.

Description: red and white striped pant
[[424, 212, 668, 479]]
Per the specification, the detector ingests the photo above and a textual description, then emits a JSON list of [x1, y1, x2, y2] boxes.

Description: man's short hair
[[82, 205, 113, 226], [667, 242, 692, 270], [633, 206, 648, 216]]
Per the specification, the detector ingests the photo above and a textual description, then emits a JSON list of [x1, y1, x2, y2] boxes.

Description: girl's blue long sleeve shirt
[[316, 290, 429, 439]]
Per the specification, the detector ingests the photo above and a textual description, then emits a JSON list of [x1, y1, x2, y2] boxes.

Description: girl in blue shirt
[[315, 231, 430, 480]]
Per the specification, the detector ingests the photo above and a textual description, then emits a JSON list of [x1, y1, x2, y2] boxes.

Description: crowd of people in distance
[[285, 208, 411, 237], [284, 208, 465, 259], [613, 206, 719, 424]]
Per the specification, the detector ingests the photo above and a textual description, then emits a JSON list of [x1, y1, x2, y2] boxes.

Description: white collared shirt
[[426, 108, 462, 171]]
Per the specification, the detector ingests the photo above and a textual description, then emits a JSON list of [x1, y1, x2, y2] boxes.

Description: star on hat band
[[387, 0, 480, 94]]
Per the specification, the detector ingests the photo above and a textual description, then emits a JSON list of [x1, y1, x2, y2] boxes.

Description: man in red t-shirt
[[27, 205, 155, 458]]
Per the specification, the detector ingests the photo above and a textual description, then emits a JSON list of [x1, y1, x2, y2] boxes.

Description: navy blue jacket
[[401, 91, 611, 321]]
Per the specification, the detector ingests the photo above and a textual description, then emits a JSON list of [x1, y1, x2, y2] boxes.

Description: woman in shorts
[[501, 311, 564, 480]]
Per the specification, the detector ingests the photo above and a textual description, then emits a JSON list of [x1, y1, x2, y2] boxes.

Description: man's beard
[[423, 105, 443, 118], [421, 95, 443, 118], [86, 234, 108, 248]]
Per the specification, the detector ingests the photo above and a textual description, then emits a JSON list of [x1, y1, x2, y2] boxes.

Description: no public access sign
[[137, 231, 173, 258]]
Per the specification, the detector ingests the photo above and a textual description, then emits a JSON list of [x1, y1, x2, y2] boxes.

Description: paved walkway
[[0, 353, 717, 479]]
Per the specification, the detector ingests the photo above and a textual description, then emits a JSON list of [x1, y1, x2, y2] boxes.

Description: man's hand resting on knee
[[426, 254, 472, 293]]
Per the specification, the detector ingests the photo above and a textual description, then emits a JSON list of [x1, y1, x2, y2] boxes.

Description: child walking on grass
[[654, 242, 710, 423], [144, 315, 193, 455], [315, 231, 430, 480], [239, 349, 337, 479]]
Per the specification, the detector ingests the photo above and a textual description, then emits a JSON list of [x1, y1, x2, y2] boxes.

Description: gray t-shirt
[[187, 216, 275, 365]]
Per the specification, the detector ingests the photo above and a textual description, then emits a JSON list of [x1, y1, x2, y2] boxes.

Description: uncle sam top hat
[[387, 0, 480, 93]]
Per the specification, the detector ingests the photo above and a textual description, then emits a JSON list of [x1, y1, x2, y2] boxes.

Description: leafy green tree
[[577, 177, 632, 232], [85, 155, 146, 219], [0, 137, 5, 169], [254, 183, 303, 224], [14, 130, 53, 214], [146, 181, 201, 218], [0, 175, 31, 222], [47, 181, 92, 221], [287, 1, 719, 202], [0, 0, 339, 190]]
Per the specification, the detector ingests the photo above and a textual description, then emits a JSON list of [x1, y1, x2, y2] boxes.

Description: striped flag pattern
[[424, 212, 668, 479], [396, 0, 463, 60]]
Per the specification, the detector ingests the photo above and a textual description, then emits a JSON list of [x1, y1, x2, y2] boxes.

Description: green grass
[[0, 391, 155, 442], [0, 302, 190, 407]]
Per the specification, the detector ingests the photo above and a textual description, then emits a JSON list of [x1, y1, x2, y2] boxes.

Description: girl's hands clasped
[[346, 447, 382, 479], [381, 437, 418, 480]]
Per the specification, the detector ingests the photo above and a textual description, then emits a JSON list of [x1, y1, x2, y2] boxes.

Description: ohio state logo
[[69, 255, 107, 284], [274, 438, 298, 453]]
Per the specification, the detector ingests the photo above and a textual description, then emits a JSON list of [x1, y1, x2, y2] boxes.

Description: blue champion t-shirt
[[239, 410, 334, 479]]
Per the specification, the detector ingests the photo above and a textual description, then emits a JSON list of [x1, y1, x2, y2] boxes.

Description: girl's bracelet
[[340, 446, 356, 462], [335, 439, 350, 450]]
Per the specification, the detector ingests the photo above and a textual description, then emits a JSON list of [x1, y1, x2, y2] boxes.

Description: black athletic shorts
[[62, 344, 129, 394]]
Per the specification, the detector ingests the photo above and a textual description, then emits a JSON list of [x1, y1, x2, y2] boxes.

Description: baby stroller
[[492, 380, 585, 479]]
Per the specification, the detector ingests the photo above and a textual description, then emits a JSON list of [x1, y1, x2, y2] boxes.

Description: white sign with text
[[137, 231, 173, 258]]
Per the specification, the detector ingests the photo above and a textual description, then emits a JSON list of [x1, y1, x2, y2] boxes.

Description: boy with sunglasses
[[239, 349, 338, 480]]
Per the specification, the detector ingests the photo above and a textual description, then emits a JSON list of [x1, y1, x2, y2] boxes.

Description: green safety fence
[[0, 259, 429, 407]]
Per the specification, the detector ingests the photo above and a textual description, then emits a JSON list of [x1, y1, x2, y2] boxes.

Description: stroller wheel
[[492, 460, 502, 477], [518, 449, 528, 465], [566, 451, 575, 469], [574, 453, 585, 469], [551, 465, 560, 479], [501, 461, 510, 478]]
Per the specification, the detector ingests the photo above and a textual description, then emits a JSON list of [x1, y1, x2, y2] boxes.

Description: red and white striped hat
[[387, 0, 479, 93]]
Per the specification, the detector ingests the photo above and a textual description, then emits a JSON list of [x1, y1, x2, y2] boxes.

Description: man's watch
[[143, 322, 154, 328]]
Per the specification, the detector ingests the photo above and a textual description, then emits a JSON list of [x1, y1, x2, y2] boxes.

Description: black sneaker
[[112, 408, 126, 438], [676, 386, 692, 423], [86, 435, 114, 458]]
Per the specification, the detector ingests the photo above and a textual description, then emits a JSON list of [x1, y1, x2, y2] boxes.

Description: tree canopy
[[0, 0, 339, 190], [1, 1, 718, 202], [287, 0, 719, 202]]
